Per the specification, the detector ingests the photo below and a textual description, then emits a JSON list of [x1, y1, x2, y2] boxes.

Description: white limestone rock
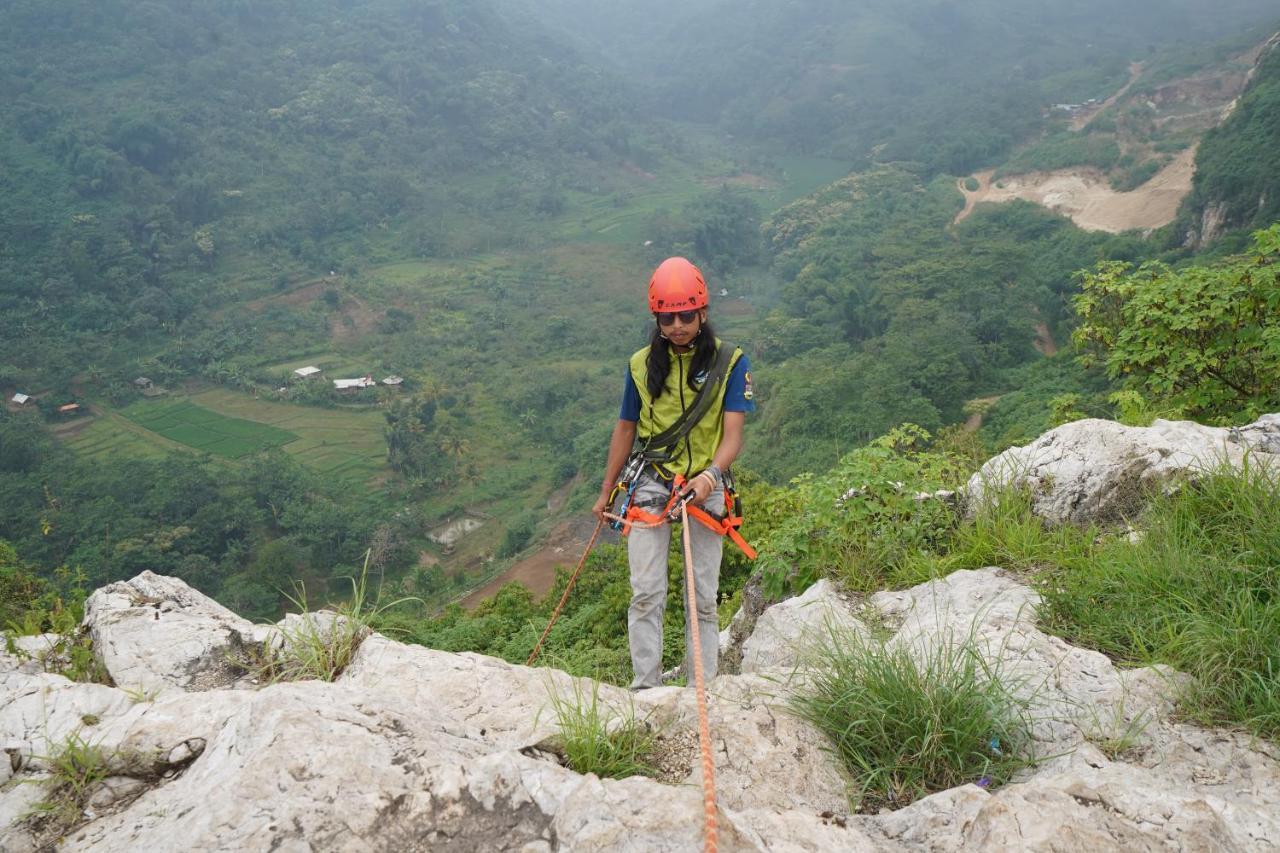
[[740, 578, 869, 675], [864, 568, 1280, 851], [4, 571, 1278, 852], [967, 414, 1280, 524], [637, 673, 855, 816], [345, 633, 855, 816], [82, 571, 264, 695]]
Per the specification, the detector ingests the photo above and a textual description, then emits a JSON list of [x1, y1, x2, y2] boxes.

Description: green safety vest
[[629, 338, 743, 478]]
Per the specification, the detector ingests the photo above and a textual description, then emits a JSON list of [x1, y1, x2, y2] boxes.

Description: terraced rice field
[[187, 388, 387, 489], [64, 389, 390, 494], [121, 400, 299, 459]]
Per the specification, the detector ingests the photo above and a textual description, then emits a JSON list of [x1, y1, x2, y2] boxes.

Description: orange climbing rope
[[525, 517, 606, 666], [680, 499, 719, 853], [526, 503, 720, 851]]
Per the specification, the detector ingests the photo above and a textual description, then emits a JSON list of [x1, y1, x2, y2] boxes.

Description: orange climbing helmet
[[648, 257, 708, 313]]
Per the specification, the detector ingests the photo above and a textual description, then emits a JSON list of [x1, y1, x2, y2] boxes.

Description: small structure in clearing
[[428, 516, 485, 550], [11, 392, 30, 406], [382, 376, 404, 387], [134, 377, 166, 397], [294, 366, 322, 380], [333, 376, 376, 393], [57, 402, 83, 416]]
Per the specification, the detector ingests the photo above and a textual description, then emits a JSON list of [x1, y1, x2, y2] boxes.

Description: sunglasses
[[655, 309, 700, 326]]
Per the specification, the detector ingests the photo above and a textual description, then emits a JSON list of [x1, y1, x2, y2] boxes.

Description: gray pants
[[626, 474, 724, 689]]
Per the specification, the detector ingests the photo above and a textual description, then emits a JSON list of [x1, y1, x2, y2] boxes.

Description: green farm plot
[[121, 401, 299, 459], [64, 414, 187, 462], [188, 388, 388, 489]]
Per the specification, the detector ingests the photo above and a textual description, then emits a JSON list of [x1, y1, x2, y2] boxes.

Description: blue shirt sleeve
[[619, 370, 641, 422], [723, 354, 756, 413]]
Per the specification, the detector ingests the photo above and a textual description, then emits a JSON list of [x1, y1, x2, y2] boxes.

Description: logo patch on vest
[[743, 371, 754, 400], [693, 370, 707, 388]]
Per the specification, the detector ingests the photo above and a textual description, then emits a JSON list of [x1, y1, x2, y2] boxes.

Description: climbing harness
[[606, 452, 649, 532], [612, 472, 757, 560]]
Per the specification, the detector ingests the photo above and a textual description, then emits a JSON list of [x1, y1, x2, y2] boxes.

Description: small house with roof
[[382, 376, 404, 388], [294, 366, 322, 380], [11, 392, 30, 406], [333, 376, 376, 394]]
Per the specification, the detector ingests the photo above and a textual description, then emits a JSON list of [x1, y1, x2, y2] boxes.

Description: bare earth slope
[[955, 147, 1196, 234]]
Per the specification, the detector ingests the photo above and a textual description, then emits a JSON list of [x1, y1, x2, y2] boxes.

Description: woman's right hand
[[591, 493, 611, 522]]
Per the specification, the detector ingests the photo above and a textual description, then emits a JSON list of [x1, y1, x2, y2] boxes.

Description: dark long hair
[[645, 320, 717, 400]]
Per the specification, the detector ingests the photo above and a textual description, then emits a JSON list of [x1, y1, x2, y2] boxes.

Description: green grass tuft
[[249, 552, 418, 683], [544, 677, 659, 780], [789, 623, 1037, 812], [26, 731, 113, 831]]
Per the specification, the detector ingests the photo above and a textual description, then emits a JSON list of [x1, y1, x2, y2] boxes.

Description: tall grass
[[544, 677, 658, 780], [254, 552, 419, 682], [1039, 463, 1280, 738], [789, 623, 1037, 812]]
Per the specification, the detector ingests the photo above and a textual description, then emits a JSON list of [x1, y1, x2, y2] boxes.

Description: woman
[[592, 257, 755, 690]]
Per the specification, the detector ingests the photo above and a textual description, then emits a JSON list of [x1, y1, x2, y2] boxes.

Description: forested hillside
[[0, 0, 645, 388], [1179, 32, 1280, 248]]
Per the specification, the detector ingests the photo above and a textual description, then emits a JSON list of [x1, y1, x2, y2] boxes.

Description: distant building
[[57, 403, 82, 416], [294, 366, 322, 379], [718, 288, 729, 297], [382, 376, 404, 387], [11, 392, 30, 406], [133, 376, 166, 397], [333, 376, 376, 393]]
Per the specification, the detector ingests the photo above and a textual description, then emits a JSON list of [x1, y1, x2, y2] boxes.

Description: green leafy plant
[[755, 426, 967, 598], [543, 676, 658, 780], [789, 622, 1038, 812], [4, 565, 109, 685], [1073, 225, 1280, 422], [1106, 389, 1185, 427]]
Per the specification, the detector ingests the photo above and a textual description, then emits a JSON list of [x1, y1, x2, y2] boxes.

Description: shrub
[[3, 564, 109, 685], [754, 425, 968, 598], [789, 623, 1037, 812], [1073, 226, 1280, 422]]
